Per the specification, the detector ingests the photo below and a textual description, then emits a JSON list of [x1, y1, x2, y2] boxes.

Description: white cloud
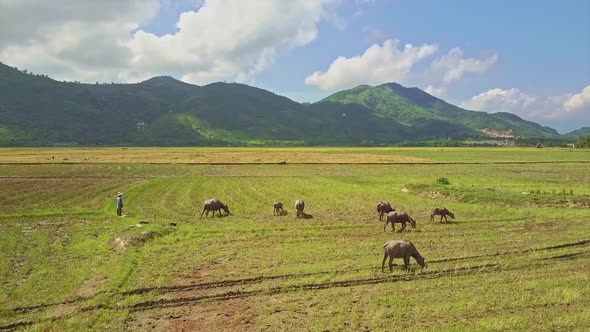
[[424, 85, 447, 98], [128, 0, 339, 84], [424, 48, 498, 97], [0, 0, 338, 84], [462, 86, 590, 133], [0, 0, 159, 82], [462, 88, 535, 113], [432, 48, 497, 85], [304, 39, 437, 90], [563, 85, 590, 111]]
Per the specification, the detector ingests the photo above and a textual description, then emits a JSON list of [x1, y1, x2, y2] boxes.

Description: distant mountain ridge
[[321, 82, 559, 139], [566, 127, 590, 137], [0, 62, 574, 146]]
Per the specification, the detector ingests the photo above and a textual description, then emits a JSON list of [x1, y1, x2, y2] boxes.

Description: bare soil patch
[[125, 298, 255, 332]]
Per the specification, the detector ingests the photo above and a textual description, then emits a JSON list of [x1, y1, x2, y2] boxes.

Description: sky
[[0, 0, 589, 132]]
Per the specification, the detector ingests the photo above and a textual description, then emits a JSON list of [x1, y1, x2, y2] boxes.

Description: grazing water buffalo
[[377, 202, 395, 221], [430, 207, 454, 222], [200, 199, 230, 217], [383, 211, 416, 232], [381, 240, 425, 272], [273, 201, 284, 216], [295, 200, 305, 218]]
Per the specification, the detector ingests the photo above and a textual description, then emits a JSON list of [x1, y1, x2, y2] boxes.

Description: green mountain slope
[[566, 127, 590, 137], [0, 62, 566, 146], [322, 82, 559, 139]]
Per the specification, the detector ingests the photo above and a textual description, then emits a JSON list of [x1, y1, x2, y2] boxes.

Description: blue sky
[[0, 0, 588, 132], [275, 0, 590, 100]]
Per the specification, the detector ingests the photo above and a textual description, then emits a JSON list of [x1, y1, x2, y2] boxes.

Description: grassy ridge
[[0, 148, 589, 330]]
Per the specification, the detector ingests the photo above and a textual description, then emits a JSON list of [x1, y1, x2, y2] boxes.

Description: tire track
[[1, 262, 501, 331], [125, 264, 499, 312], [9, 269, 361, 314], [9, 265, 588, 332], [541, 250, 590, 260], [4, 246, 589, 331], [8, 239, 588, 314]]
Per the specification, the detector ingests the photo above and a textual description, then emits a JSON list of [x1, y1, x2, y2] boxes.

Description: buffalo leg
[[381, 252, 388, 272], [403, 256, 410, 270], [200, 208, 206, 218], [388, 255, 394, 272]]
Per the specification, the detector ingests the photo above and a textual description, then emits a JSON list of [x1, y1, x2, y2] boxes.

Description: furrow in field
[[7, 239, 588, 316], [0, 178, 139, 215], [124, 264, 499, 311], [2, 255, 586, 332], [1, 262, 500, 332]]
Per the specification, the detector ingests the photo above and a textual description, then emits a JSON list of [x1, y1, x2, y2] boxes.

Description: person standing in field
[[116, 192, 124, 216]]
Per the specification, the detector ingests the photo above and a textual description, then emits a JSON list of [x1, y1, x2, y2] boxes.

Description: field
[[1, 147, 589, 331]]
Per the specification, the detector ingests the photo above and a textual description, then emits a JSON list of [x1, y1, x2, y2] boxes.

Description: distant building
[[136, 122, 147, 130]]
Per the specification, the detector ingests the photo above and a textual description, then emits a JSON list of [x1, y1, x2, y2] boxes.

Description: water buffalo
[[295, 200, 305, 218], [273, 201, 284, 216], [377, 202, 395, 221], [430, 207, 454, 223], [381, 239, 425, 272], [200, 198, 229, 217], [383, 211, 416, 232]]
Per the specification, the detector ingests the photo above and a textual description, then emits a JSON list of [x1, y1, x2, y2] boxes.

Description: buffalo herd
[[199, 198, 456, 270]]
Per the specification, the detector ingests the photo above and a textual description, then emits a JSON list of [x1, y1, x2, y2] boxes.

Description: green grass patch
[[0, 148, 589, 330]]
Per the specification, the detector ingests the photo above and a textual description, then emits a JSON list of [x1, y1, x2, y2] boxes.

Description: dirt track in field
[[2, 239, 588, 331]]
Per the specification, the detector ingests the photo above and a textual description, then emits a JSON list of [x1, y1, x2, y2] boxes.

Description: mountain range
[[0, 62, 579, 146]]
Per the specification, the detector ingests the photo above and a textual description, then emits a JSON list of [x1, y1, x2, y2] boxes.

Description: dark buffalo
[[430, 207, 455, 223], [200, 199, 230, 217], [383, 211, 416, 232], [377, 201, 395, 221], [381, 240, 425, 272]]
